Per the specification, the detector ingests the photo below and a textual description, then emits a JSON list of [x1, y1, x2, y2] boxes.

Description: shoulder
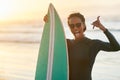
[[82, 37, 93, 45], [66, 39, 74, 45], [66, 37, 103, 45], [67, 39, 73, 42], [84, 37, 105, 47]]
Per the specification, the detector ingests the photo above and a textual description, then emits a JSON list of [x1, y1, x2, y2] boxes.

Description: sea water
[[0, 21, 120, 80]]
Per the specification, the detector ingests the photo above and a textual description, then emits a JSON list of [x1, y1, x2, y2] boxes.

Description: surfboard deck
[[35, 3, 69, 80]]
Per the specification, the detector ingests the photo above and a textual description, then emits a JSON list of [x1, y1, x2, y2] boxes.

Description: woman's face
[[68, 17, 85, 39]]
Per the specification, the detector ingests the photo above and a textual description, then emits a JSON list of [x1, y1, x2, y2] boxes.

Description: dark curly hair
[[68, 13, 86, 32]]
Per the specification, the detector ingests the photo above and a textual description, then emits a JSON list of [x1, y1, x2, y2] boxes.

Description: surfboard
[[35, 3, 69, 80]]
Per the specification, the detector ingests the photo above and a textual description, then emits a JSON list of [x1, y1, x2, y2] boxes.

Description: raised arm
[[92, 16, 120, 51]]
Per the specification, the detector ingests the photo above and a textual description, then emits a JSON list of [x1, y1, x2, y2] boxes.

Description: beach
[[0, 0, 120, 80], [0, 22, 120, 80]]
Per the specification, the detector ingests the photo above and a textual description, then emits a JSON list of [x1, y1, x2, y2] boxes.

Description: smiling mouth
[[74, 31, 80, 37]]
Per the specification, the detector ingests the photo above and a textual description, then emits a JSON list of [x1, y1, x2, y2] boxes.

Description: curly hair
[[68, 13, 86, 32]]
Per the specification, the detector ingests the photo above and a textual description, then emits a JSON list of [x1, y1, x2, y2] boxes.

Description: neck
[[75, 34, 84, 41]]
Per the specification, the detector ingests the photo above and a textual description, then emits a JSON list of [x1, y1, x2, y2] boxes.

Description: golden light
[[0, 0, 44, 24], [0, 0, 16, 21], [0, 0, 119, 25]]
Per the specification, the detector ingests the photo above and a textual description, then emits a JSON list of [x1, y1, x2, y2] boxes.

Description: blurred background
[[0, 0, 120, 80]]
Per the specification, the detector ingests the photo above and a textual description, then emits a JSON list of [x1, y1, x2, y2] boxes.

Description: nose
[[74, 26, 79, 30]]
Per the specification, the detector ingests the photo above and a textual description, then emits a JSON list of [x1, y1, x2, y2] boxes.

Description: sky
[[0, 0, 120, 25]]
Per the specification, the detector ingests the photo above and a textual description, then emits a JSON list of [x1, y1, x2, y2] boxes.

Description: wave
[[0, 31, 120, 43], [0, 32, 41, 43], [0, 25, 119, 43]]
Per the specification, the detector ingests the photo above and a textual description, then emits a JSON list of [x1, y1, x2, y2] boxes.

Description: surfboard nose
[[49, 3, 54, 8]]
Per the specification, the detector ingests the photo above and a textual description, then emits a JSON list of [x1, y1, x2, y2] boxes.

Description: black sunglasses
[[69, 23, 81, 29]]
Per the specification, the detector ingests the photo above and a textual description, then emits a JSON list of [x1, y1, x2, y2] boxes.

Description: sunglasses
[[69, 23, 82, 29]]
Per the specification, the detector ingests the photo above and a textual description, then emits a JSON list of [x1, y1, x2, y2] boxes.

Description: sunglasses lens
[[69, 24, 75, 28], [76, 23, 81, 28], [69, 23, 81, 29]]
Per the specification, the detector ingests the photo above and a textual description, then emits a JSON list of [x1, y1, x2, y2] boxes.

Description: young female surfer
[[44, 13, 120, 80]]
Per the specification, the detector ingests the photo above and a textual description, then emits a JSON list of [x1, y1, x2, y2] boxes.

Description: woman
[[44, 13, 120, 80]]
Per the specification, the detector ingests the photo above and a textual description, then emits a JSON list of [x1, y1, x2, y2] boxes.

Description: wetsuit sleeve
[[96, 29, 120, 51]]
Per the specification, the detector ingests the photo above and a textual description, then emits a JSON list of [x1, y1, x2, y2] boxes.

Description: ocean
[[0, 21, 120, 80]]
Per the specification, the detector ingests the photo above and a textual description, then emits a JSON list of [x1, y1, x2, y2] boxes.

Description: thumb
[[93, 25, 95, 29], [97, 16, 100, 22]]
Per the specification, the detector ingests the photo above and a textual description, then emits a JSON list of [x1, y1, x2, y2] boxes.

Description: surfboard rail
[[35, 3, 69, 80]]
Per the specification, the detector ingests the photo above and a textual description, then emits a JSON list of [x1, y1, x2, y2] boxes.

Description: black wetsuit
[[67, 29, 120, 80]]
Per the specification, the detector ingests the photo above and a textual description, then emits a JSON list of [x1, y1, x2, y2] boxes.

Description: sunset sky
[[0, 0, 120, 25]]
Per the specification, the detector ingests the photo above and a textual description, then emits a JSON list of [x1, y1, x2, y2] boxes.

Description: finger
[[43, 17, 46, 22], [91, 23, 93, 25], [93, 25, 95, 29], [97, 16, 100, 21], [43, 15, 48, 22], [91, 21, 96, 25]]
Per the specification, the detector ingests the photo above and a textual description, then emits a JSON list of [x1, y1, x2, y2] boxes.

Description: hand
[[92, 16, 101, 29], [43, 14, 48, 22], [92, 16, 106, 31]]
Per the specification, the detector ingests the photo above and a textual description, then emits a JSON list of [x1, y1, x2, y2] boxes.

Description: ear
[[83, 23, 86, 32]]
